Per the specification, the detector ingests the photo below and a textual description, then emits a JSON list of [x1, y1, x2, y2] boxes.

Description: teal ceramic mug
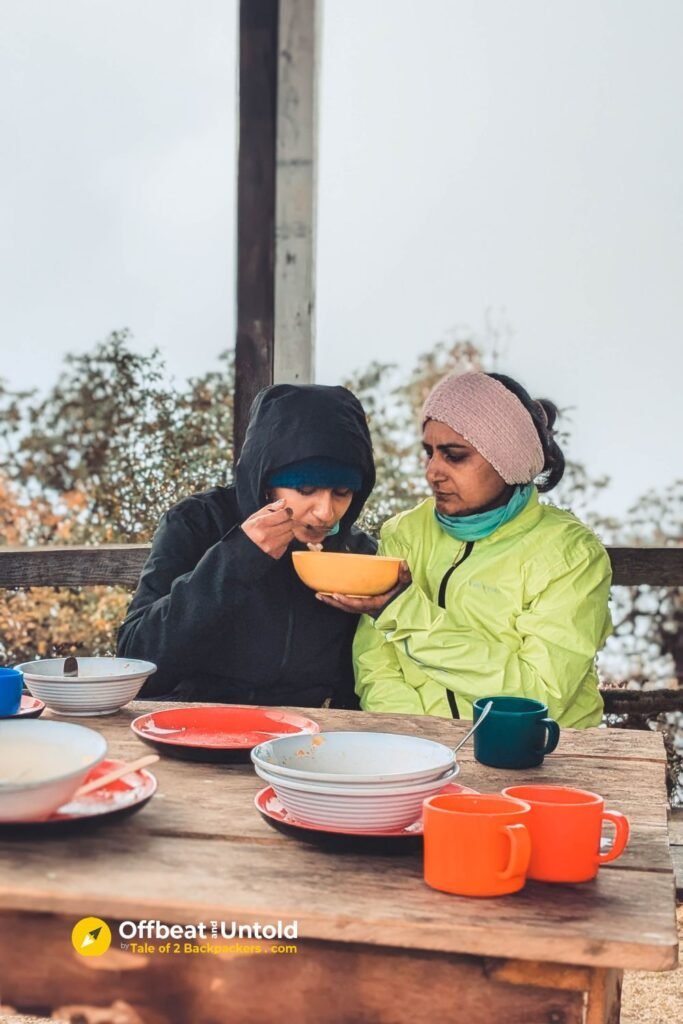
[[472, 696, 560, 769], [0, 668, 23, 716]]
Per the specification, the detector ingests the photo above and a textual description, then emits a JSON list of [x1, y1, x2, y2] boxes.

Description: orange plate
[[131, 705, 320, 763], [0, 758, 157, 835], [255, 783, 478, 854]]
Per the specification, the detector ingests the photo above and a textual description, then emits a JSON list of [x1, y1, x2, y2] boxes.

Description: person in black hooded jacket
[[116, 384, 377, 708]]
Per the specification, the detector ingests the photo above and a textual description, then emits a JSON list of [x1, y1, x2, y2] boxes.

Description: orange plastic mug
[[502, 785, 630, 883], [423, 793, 532, 897]]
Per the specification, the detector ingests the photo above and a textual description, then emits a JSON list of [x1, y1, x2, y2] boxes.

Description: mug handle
[[597, 810, 630, 864], [539, 717, 560, 755], [499, 823, 532, 880]]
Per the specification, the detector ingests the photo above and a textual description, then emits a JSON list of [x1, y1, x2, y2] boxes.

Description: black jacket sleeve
[[117, 501, 277, 696]]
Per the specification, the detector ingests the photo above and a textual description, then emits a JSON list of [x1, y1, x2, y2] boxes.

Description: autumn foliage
[[0, 331, 234, 664]]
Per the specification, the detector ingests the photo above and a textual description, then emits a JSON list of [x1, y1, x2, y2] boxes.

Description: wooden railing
[[0, 544, 150, 588], [1, 544, 682, 717], [1, 544, 682, 589]]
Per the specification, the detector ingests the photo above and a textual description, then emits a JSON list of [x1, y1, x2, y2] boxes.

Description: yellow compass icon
[[71, 916, 112, 957]]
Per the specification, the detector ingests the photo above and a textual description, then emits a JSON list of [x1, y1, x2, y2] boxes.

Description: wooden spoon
[[75, 754, 159, 797]]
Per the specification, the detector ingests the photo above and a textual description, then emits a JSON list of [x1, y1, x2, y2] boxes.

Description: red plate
[[0, 695, 45, 720], [255, 783, 478, 853], [131, 705, 320, 763], [0, 758, 157, 834]]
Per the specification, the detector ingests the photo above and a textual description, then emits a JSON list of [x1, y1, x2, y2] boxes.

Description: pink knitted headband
[[422, 372, 545, 484]]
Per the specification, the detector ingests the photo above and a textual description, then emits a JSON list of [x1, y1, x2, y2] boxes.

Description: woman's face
[[422, 420, 512, 516], [269, 486, 354, 544]]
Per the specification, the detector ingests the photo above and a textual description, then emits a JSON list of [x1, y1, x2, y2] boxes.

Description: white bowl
[[16, 657, 157, 717], [254, 763, 460, 831], [0, 720, 108, 822], [251, 731, 456, 785], [254, 761, 460, 795]]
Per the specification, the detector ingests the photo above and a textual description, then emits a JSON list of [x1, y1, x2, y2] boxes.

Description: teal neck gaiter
[[435, 484, 533, 542]]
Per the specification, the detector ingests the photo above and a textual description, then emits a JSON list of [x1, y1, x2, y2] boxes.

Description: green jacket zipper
[[437, 540, 475, 719]]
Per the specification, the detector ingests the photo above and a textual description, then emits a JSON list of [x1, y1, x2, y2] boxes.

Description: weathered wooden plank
[[608, 545, 683, 587], [586, 968, 623, 1024], [96, 733, 671, 836], [0, 830, 677, 971], [0, 546, 149, 588], [601, 688, 683, 717], [234, 0, 279, 458], [0, 913, 588, 1024], [486, 959, 624, 1024], [670, 807, 683, 843], [670, 808, 683, 899], [671, 846, 683, 900], [1, 545, 680, 588], [15, 765, 670, 874], [273, 0, 318, 386]]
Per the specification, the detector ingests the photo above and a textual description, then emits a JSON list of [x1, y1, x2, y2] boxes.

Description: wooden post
[[235, 0, 318, 460], [235, 0, 279, 458], [274, 0, 318, 386]]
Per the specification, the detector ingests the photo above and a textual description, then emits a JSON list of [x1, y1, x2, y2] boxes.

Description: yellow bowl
[[291, 551, 402, 597]]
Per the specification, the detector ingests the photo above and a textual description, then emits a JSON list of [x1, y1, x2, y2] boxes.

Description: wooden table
[[0, 705, 678, 1023]]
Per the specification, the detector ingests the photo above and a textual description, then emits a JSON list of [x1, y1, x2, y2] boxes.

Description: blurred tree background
[[0, 330, 681, 796]]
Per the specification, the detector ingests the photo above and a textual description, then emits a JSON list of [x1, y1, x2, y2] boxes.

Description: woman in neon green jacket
[[318, 371, 612, 727]]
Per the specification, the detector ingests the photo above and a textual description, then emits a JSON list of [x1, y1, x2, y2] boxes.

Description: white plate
[[251, 730, 457, 785], [255, 763, 462, 831]]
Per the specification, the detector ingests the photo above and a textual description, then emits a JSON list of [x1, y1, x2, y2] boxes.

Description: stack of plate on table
[[251, 731, 461, 833]]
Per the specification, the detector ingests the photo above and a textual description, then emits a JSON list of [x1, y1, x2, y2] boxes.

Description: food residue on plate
[[295, 735, 325, 757]]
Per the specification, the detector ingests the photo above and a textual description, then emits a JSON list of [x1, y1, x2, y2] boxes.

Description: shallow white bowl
[[0, 720, 108, 822], [16, 657, 157, 717], [251, 731, 456, 785], [254, 763, 460, 831]]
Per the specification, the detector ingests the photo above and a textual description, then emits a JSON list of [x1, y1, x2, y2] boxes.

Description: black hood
[[235, 384, 375, 536]]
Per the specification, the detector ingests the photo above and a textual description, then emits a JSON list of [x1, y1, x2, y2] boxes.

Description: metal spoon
[[63, 656, 78, 678], [452, 700, 493, 757]]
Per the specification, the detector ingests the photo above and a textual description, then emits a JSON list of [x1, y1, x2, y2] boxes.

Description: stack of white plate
[[16, 658, 157, 717], [251, 731, 460, 832]]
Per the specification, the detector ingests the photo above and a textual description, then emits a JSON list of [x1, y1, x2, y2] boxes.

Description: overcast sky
[[1, 0, 682, 517]]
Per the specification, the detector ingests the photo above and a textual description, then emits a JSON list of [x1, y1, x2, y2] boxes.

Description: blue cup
[[0, 668, 23, 716]]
